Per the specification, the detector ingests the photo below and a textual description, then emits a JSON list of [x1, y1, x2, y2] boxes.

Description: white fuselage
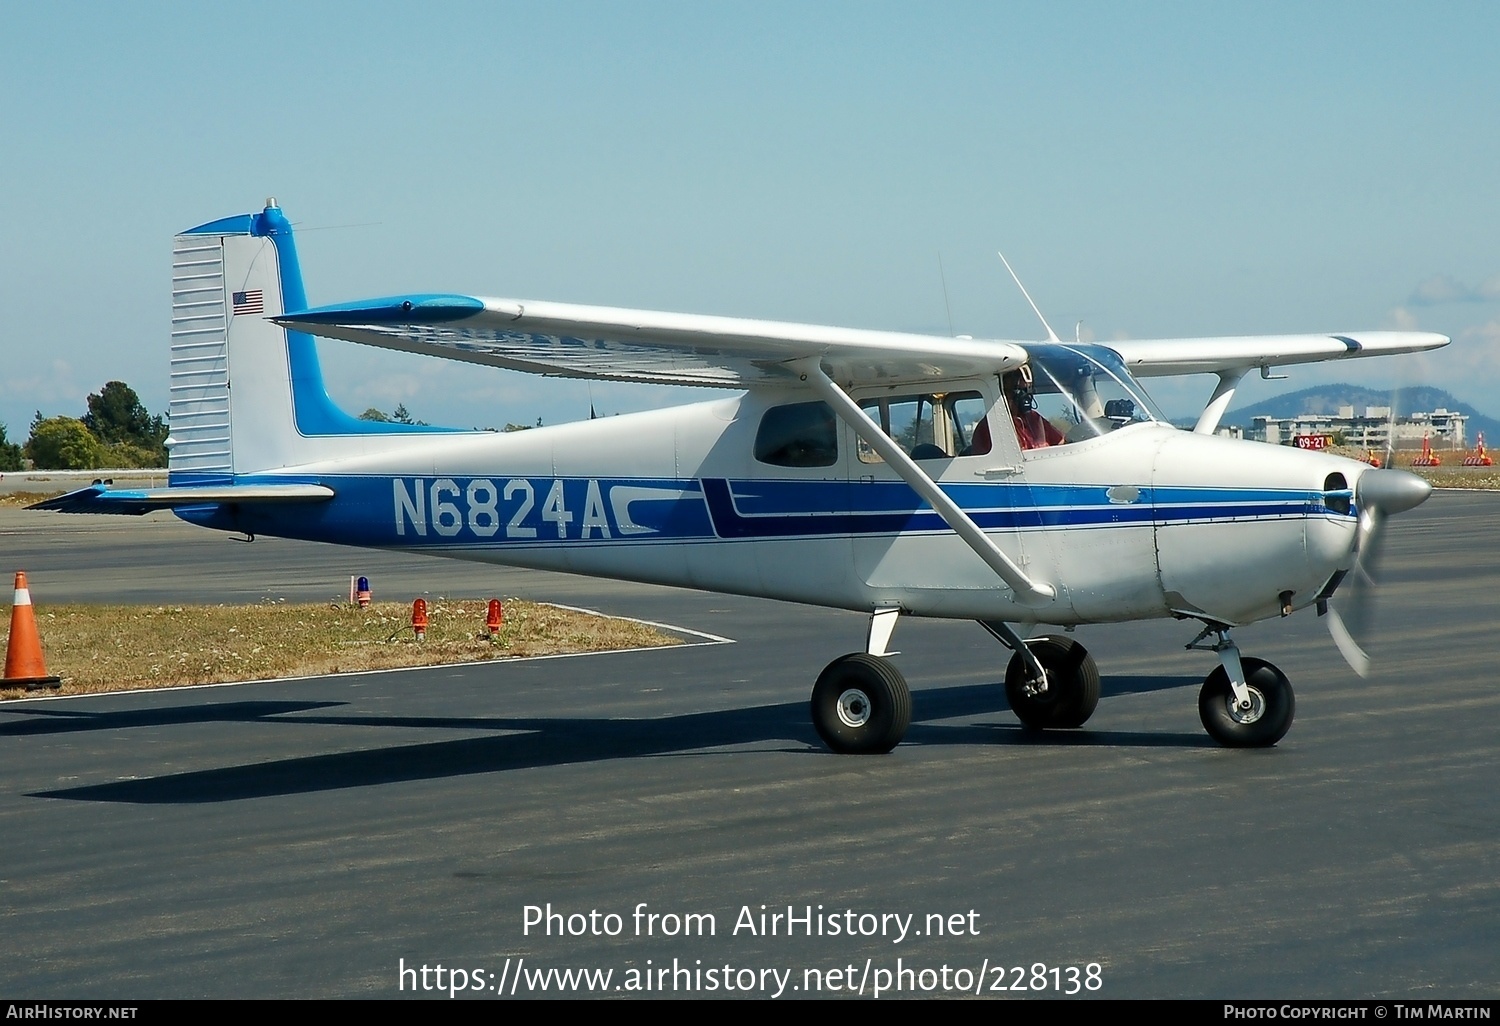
[[195, 384, 1363, 629]]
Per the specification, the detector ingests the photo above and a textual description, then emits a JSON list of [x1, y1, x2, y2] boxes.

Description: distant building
[[1249, 405, 1467, 449]]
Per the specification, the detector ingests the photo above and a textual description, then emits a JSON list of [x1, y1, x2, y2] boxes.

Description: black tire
[[1198, 657, 1295, 748], [810, 653, 912, 754], [1004, 635, 1101, 729]]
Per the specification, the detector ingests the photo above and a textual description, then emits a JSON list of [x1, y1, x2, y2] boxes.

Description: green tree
[[0, 422, 22, 472], [102, 441, 163, 468], [26, 417, 104, 469], [358, 404, 426, 426], [81, 381, 167, 463]]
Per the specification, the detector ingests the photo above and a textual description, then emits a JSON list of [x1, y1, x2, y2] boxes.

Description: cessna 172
[[37, 201, 1447, 752]]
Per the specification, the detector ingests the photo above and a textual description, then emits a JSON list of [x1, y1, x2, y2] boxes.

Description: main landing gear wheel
[[810, 653, 911, 754], [1004, 635, 1101, 730], [1198, 657, 1295, 748]]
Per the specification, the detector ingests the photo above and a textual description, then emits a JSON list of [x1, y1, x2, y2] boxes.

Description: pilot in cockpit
[[1003, 364, 1065, 450]]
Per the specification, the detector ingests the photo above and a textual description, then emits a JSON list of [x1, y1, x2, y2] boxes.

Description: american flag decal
[[232, 289, 264, 315]]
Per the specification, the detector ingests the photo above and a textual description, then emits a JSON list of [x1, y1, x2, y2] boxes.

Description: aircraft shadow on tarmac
[[0, 700, 346, 737], [16, 676, 1207, 804]]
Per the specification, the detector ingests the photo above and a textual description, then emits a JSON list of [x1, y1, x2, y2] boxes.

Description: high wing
[[1110, 331, 1449, 377], [277, 297, 1447, 389], [275, 295, 1029, 389], [1107, 329, 1449, 434]]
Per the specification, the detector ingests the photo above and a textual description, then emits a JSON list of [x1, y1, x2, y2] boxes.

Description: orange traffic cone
[[4, 572, 61, 690]]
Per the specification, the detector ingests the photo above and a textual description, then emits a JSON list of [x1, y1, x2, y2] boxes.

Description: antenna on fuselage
[[998, 251, 1061, 343]]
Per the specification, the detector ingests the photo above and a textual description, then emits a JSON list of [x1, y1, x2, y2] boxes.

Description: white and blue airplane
[[38, 200, 1447, 752]]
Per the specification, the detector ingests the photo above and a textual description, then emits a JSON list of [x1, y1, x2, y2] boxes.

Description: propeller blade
[[1327, 606, 1369, 678], [1328, 469, 1431, 677], [1382, 390, 1400, 471], [1329, 509, 1384, 677]]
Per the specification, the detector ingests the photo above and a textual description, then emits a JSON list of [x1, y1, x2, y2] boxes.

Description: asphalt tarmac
[[1, 494, 1496, 999]]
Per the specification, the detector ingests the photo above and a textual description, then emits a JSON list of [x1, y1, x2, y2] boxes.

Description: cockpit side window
[[754, 401, 838, 468], [856, 391, 990, 463]]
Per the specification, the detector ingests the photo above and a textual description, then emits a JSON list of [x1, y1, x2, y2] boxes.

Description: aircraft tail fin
[[168, 200, 439, 483]]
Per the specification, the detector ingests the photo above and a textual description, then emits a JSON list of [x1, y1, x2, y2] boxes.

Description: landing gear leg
[[1187, 626, 1295, 748]]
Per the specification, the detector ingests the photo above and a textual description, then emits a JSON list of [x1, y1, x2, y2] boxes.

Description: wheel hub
[[1228, 686, 1266, 724], [836, 688, 872, 728], [1023, 672, 1049, 699]]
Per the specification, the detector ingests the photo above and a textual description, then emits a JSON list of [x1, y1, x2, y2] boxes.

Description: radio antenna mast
[[998, 251, 1060, 343]]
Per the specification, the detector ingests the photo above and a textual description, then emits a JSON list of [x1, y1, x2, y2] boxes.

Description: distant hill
[[1221, 384, 1500, 443]]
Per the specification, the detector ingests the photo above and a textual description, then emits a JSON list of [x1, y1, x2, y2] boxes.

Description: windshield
[[1016, 343, 1165, 445]]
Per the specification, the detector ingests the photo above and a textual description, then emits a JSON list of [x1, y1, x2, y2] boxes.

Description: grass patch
[[1277, 447, 1500, 489], [1410, 466, 1500, 490], [0, 491, 66, 507], [1, 599, 680, 700]]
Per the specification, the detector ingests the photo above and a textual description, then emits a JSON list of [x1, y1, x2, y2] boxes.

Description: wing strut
[[794, 358, 1056, 607], [1193, 367, 1250, 435]]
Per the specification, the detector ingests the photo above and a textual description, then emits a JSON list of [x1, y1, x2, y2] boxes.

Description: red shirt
[[1014, 410, 1064, 450]]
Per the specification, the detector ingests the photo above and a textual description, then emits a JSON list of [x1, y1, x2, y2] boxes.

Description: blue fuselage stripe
[[177, 473, 1348, 548]]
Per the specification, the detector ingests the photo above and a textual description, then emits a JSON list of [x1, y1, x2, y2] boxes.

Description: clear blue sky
[[2, 1, 1497, 435]]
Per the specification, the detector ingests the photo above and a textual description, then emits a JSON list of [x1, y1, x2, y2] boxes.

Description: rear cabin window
[[755, 402, 838, 468], [856, 391, 990, 463]]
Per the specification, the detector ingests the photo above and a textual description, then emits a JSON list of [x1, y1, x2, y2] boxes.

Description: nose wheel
[[1198, 657, 1295, 747]]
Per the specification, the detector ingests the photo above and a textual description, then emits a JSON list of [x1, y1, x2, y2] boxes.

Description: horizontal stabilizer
[[30, 483, 335, 516]]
